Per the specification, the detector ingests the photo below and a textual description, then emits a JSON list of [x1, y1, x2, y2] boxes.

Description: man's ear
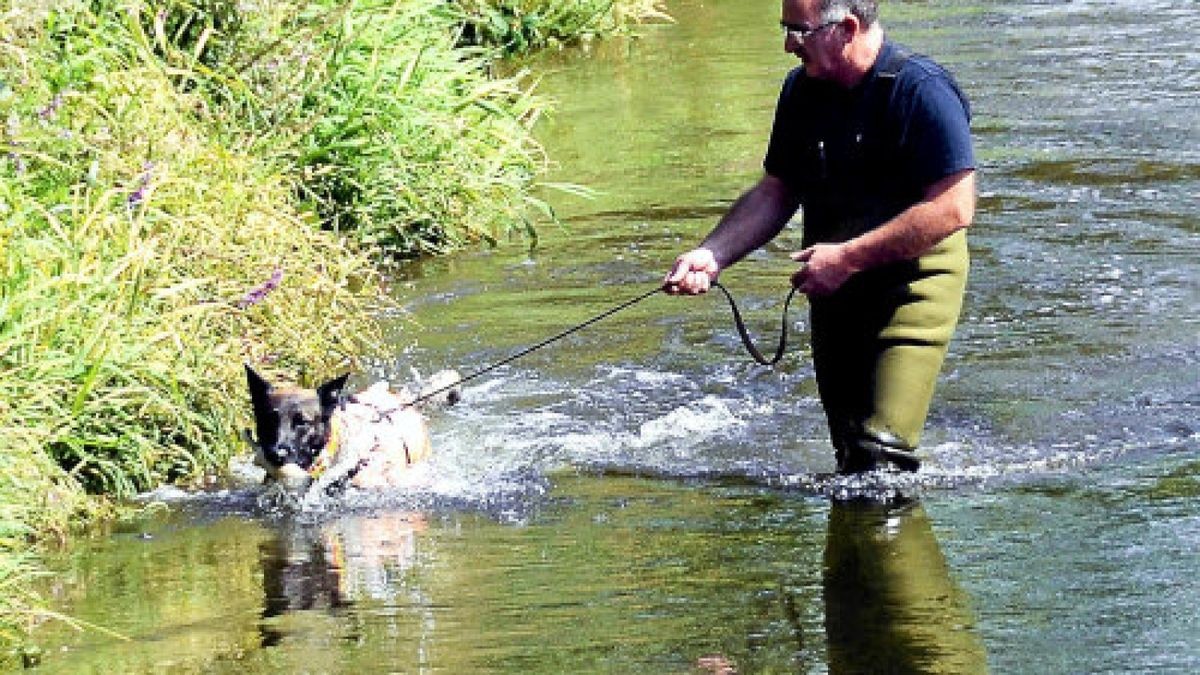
[[838, 12, 860, 40], [317, 373, 351, 413]]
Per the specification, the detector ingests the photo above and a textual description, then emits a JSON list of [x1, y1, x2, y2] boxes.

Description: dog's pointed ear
[[245, 363, 272, 395], [317, 372, 350, 412], [245, 364, 274, 411]]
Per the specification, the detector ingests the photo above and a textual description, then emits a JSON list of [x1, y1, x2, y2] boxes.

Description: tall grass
[[454, 0, 672, 54], [1, 0, 385, 488], [0, 0, 383, 648], [226, 0, 554, 256], [140, 0, 559, 258]]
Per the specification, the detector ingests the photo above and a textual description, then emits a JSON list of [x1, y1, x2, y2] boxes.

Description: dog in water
[[243, 364, 461, 498]]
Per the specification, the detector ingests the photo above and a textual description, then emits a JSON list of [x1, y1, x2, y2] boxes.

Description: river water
[[29, 0, 1198, 672]]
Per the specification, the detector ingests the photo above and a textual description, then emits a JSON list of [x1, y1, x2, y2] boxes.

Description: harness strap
[[855, 45, 912, 131], [308, 416, 343, 479], [878, 46, 912, 80]]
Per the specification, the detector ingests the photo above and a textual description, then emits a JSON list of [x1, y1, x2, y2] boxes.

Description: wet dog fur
[[244, 364, 460, 497]]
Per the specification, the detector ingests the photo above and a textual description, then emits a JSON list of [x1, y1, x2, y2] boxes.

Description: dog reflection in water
[[260, 512, 429, 625]]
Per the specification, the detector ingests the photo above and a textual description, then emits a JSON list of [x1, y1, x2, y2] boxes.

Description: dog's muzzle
[[272, 463, 312, 491]]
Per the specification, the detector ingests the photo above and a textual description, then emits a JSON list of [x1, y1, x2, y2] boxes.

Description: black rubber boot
[[835, 445, 878, 475], [835, 431, 921, 475]]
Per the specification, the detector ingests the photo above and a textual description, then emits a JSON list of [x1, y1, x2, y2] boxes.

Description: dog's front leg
[[301, 449, 365, 507]]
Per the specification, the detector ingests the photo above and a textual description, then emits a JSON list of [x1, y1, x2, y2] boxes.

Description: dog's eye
[[291, 413, 308, 428]]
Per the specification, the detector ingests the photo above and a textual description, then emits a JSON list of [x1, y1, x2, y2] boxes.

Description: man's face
[[781, 0, 845, 80]]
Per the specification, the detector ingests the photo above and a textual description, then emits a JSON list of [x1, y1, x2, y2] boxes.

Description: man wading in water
[[664, 0, 975, 475]]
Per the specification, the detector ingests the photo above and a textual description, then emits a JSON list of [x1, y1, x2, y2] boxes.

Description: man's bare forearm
[[701, 174, 800, 269], [791, 170, 976, 296], [841, 170, 975, 271]]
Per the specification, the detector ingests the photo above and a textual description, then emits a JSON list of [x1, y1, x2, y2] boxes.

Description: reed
[[177, 0, 554, 258], [454, 0, 673, 54]]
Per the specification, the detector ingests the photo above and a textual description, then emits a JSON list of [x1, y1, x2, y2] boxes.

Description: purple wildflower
[[238, 268, 285, 308], [127, 161, 156, 208], [6, 115, 23, 173], [38, 93, 63, 121]]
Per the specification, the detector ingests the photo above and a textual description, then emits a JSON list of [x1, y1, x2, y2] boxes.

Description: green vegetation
[[453, 0, 671, 54], [0, 0, 667, 654], [0, 0, 385, 648], [218, 0, 553, 255]]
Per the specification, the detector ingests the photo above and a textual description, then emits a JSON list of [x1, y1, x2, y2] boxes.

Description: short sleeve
[[763, 69, 804, 180], [900, 73, 975, 187]]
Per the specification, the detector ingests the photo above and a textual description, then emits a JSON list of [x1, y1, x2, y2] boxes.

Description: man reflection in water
[[664, 0, 975, 474], [824, 500, 987, 672]]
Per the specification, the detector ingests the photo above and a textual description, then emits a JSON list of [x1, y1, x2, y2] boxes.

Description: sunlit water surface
[[30, 1, 1198, 672]]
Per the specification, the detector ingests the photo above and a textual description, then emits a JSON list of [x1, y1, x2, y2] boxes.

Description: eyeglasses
[[780, 18, 841, 41]]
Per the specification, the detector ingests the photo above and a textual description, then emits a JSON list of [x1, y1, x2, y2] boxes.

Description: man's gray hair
[[820, 0, 879, 26]]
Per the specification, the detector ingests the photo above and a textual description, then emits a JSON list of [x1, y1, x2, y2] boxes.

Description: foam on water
[[158, 347, 1196, 519]]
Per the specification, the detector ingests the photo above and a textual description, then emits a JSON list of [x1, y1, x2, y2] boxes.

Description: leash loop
[[711, 281, 801, 366]]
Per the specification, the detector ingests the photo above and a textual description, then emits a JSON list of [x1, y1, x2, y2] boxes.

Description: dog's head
[[244, 365, 349, 476]]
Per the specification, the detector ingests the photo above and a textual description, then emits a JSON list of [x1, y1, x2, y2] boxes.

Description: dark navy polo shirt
[[763, 41, 974, 245]]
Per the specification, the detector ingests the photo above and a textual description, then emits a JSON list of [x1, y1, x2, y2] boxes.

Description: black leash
[[711, 281, 802, 366], [409, 281, 802, 406]]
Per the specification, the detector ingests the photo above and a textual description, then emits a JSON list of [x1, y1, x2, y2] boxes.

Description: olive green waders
[[809, 230, 968, 474]]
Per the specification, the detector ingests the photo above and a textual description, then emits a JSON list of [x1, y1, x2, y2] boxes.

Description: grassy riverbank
[[0, 0, 665, 655]]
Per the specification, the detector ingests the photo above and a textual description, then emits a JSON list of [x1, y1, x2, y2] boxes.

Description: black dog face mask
[[245, 365, 348, 469]]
